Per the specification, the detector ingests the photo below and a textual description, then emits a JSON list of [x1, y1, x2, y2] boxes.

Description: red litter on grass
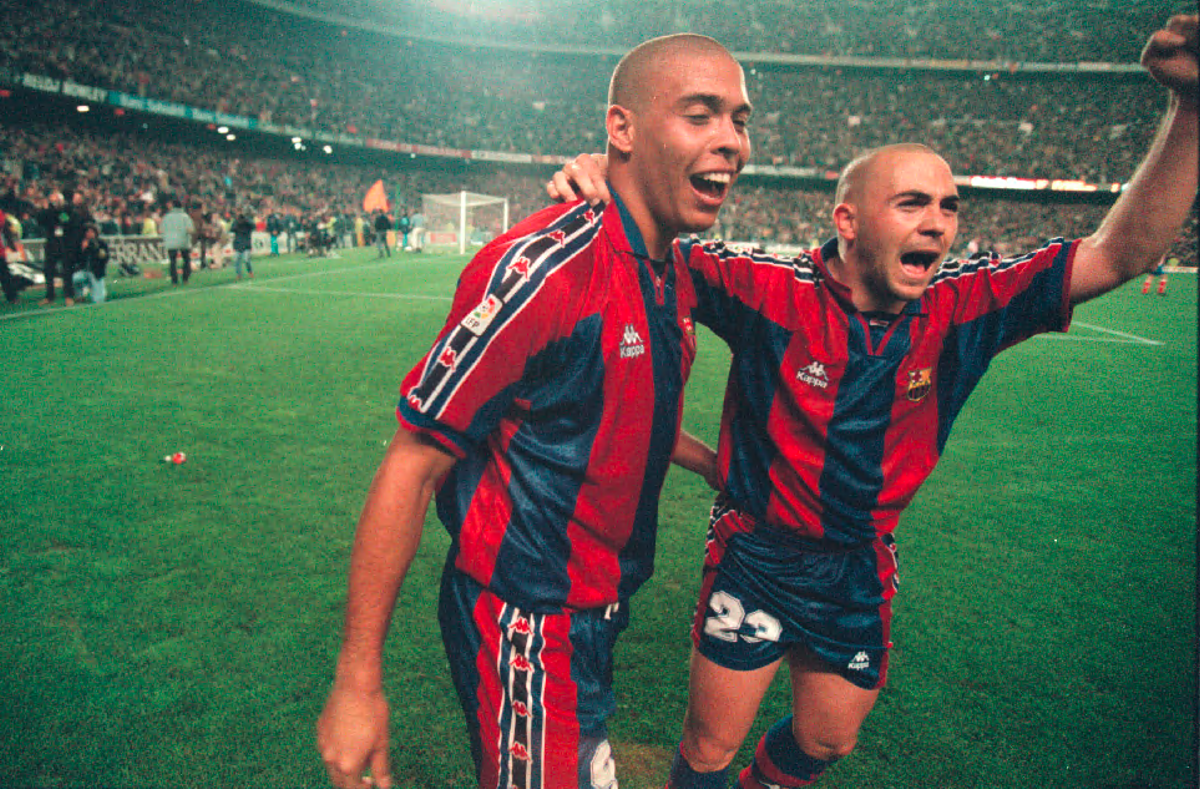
[[163, 452, 187, 465]]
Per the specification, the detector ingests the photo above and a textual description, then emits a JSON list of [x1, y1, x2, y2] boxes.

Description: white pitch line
[[1037, 333, 1163, 345], [0, 258, 427, 322], [1070, 318, 1161, 345], [229, 284, 452, 301], [248, 258, 405, 285]]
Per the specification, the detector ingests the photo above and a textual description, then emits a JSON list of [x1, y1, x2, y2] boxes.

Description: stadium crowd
[[2, 119, 1194, 268], [264, 0, 1184, 64], [0, 0, 1179, 184], [0, 0, 1194, 269]]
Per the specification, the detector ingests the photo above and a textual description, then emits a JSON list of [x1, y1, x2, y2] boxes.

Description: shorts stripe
[[443, 569, 626, 788]]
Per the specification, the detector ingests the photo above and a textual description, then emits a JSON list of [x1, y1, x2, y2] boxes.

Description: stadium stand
[[0, 0, 1194, 263]]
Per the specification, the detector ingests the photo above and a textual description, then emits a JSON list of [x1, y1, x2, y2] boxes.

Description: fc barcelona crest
[[906, 368, 932, 402]]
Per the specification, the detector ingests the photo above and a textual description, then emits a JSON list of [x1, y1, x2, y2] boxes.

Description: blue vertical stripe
[[617, 257, 684, 600], [818, 318, 913, 541]]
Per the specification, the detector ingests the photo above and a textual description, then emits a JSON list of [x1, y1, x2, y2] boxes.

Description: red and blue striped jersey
[[677, 236, 1078, 546], [398, 194, 699, 612]]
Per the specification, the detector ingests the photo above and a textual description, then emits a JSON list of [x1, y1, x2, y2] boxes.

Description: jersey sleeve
[[675, 238, 801, 346], [397, 205, 584, 458], [933, 237, 1078, 352]]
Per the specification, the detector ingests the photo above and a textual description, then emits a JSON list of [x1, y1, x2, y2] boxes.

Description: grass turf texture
[[0, 248, 1194, 788]]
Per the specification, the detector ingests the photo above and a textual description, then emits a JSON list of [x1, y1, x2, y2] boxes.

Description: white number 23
[[703, 590, 782, 644]]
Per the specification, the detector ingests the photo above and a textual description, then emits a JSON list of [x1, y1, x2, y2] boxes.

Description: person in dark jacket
[[36, 192, 72, 305], [231, 210, 255, 280], [372, 210, 391, 258]]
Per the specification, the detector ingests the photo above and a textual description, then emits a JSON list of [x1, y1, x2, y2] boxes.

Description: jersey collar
[[603, 185, 660, 263]]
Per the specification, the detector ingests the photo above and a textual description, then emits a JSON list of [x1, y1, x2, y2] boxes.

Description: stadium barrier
[[15, 232, 292, 272], [17, 236, 168, 269]]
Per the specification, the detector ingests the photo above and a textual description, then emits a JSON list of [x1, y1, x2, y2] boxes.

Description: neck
[[607, 166, 670, 261], [824, 250, 903, 315]]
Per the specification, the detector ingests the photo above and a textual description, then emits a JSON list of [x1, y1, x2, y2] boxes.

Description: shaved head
[[835, 143, 945, 205], [608, 34, 738, 112]]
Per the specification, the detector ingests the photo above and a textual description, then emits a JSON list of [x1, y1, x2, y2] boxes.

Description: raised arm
[[317, 426, 457, 789], [1070, 15, 1198, 305]]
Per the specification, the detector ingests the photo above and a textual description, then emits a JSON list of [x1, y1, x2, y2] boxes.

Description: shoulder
[[677, 237, 818, 282], [460, 202, 606, 301], [930, 238, 1074, 287]]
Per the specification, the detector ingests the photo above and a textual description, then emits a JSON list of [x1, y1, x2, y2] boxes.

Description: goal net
[[420, 191, 509, 254]]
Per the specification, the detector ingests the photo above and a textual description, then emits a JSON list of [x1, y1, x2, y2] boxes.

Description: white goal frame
[[421, 191, 510, 254]]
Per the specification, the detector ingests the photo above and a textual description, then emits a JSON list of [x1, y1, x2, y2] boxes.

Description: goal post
[[420, 191, 509, 255]]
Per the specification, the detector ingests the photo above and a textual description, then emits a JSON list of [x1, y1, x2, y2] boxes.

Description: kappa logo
[[619, 324, 645, 359], [548, 229, 567, 246], [583, 208, 597, 225], [796, 360, 830, 389], [406, 391, 424, 411], [849, 651, 871, 671], [506, 255, 533, 282], [510, 654, 534, 673], [438, 346, 459, 372], [906, 368, 932, 402], [512, 700, 531, 718], [508, 615, 533, 637], [461, 294, 503, 336]]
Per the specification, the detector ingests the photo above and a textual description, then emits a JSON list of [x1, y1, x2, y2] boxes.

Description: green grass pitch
[[0, 247, 1194, 788]]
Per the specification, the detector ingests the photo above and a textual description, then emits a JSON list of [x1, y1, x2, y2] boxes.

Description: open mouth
[[690, 172, 732, 201], [900, 250, 940, 276]]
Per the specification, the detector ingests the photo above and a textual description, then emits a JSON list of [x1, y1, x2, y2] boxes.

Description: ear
[[832, 202, 856, 243], [606, 105, 635, 156]]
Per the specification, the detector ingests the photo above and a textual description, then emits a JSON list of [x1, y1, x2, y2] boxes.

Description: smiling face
[[607, 36, 752, 259], [831, 145, 959, 314]]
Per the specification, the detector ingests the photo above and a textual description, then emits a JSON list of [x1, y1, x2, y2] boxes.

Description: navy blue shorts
[[690, 499, 899, 690], [438, 565, 629, 789]]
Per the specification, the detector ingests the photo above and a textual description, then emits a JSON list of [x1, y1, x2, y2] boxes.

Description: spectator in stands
[[160, 200, 194, 285]]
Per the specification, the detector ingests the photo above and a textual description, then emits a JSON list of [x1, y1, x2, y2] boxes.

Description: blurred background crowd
[[0, 0, 1195, 270]]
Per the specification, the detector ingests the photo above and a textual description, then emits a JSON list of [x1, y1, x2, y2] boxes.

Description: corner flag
[[363, 180, 390, 213]]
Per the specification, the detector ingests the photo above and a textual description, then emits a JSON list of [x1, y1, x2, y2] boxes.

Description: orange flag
[[363, 180, 390, 213]]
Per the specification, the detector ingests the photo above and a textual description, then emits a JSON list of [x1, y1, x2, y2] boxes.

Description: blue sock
[[740, 716, 832, 788], [667, 745, 729, 789]]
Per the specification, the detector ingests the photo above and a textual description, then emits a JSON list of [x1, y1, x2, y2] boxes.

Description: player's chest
[[776, 310, 946, 409]]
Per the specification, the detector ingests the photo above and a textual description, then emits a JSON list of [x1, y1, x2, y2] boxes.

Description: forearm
[[672, 429, 719, 491], [1088, 94, 1197, 273], [333, 428, 453, 691]]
